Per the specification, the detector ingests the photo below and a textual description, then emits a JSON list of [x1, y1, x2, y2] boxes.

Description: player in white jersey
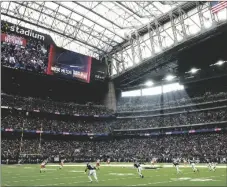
[[107, 158, 110, 165], [151, 158, 156, 167], [173, 159, 182, 174], [183, 158, 187, 167], [85, 163, 98, 183], [40, 160, 47, 173], [188, 159, 199, 173], [59, 159, 65, 169], [206, 159, 216, 172]]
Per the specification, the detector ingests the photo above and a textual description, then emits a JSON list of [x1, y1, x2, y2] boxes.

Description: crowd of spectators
[[1, 113, 111, 133], [113, 108, 227, 129], [2, 107, 226, 132], [2, 133, 227, 163], [1, 94, 114, 116], [118, 91, 227, 112], [1, 22, 49, 73]]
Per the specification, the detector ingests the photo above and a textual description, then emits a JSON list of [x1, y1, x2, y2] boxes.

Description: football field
[[1, 163, 227, 186]]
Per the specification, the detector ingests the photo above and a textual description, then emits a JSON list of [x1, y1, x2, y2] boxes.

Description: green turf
[[1, 164, 227, 186]]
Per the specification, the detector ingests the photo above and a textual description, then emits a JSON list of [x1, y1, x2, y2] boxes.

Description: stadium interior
[[1, 1, 227, 186]]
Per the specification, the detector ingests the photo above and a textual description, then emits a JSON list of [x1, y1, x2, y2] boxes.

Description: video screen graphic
[[48, 46, 92, 83]]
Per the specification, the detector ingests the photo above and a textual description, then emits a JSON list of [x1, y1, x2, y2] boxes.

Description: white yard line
[[46, 164, 227, 168]]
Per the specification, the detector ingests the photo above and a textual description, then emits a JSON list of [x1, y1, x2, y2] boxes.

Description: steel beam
[[54, 2, 125, 40], [178, 7, 188, 38], [155, 20, 163, 49], [169, 12, 178, 44], [14, 2, 113, 50], [121, 49, 125, 71], [136, 32, 143, 62], [1, 12, 105, 54], [116, 2, 143, 18], [148, 25, 155, 55], [196, 2, 205, 30], [131, 40, 136, 65], [73, 1, 123, 29], [108, 2, 197, 55]]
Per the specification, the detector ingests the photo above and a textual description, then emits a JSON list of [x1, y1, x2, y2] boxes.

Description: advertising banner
[[1, 33, 27, 46]]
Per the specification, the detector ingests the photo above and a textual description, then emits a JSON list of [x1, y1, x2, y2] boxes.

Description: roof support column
[[105, 56, 111, 77], [131, 39, 136, 65], [178, 8, 188, 39], [114, 54, 120, 75], [208, 2, 216, 24], [120, 49, 125, 72], [148, 24, 155, 55], [196, 2, 205, 30], [136, 32, 143, 62], [169, 12, 178, 45], [155, 20, 163, 49]]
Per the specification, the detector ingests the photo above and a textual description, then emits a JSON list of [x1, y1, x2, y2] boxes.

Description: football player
[[59, 159, 65, 169], [85, 163, 98, 183], [134, 162, 144, 178], [173, 158, 182, 174], [96, 159, 100, 170], [188, 159, 199, 173], [40, 159, 47, 173]]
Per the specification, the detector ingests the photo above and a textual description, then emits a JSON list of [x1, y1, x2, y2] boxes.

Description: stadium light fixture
[[165, 75, 176, 81], [187, 68, 200, 74], [145, 80, 154, 87], [216, 60, 225, 66], [210, 60, 226, 66]]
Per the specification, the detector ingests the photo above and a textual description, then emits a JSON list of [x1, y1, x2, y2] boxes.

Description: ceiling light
[[165, 75, 176, 81], [145, 80, 153, 87], [216, 60, 225, 66], [190, 68, 200, 74]]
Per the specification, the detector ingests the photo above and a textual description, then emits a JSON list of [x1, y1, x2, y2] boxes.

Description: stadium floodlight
[[165, 75, 176, 81], [210, 60, 226, 66], [216, 60, 225, 66], [145, 80, 153, 87], [189, 68, 200, 74]]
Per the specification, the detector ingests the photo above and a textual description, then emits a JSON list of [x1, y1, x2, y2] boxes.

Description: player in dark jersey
[[173, 159, 182, 174], [85, 163, 98, 182], [134, 162, 144, 178]]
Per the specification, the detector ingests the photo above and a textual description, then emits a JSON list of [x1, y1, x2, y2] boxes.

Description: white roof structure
[[1, 1, 182, 58], [1, 1, 227, 78]]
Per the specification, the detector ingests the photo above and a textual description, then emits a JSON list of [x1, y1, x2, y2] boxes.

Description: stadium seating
[[1, 22, 49, 73], [2, 132, 227, 163], [1, 93, 114, 116], [117, 91, 227, 112]]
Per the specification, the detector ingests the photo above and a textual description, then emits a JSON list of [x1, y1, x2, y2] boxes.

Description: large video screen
[[1, 21, 107, 83], [48, 46, 92, 83]]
